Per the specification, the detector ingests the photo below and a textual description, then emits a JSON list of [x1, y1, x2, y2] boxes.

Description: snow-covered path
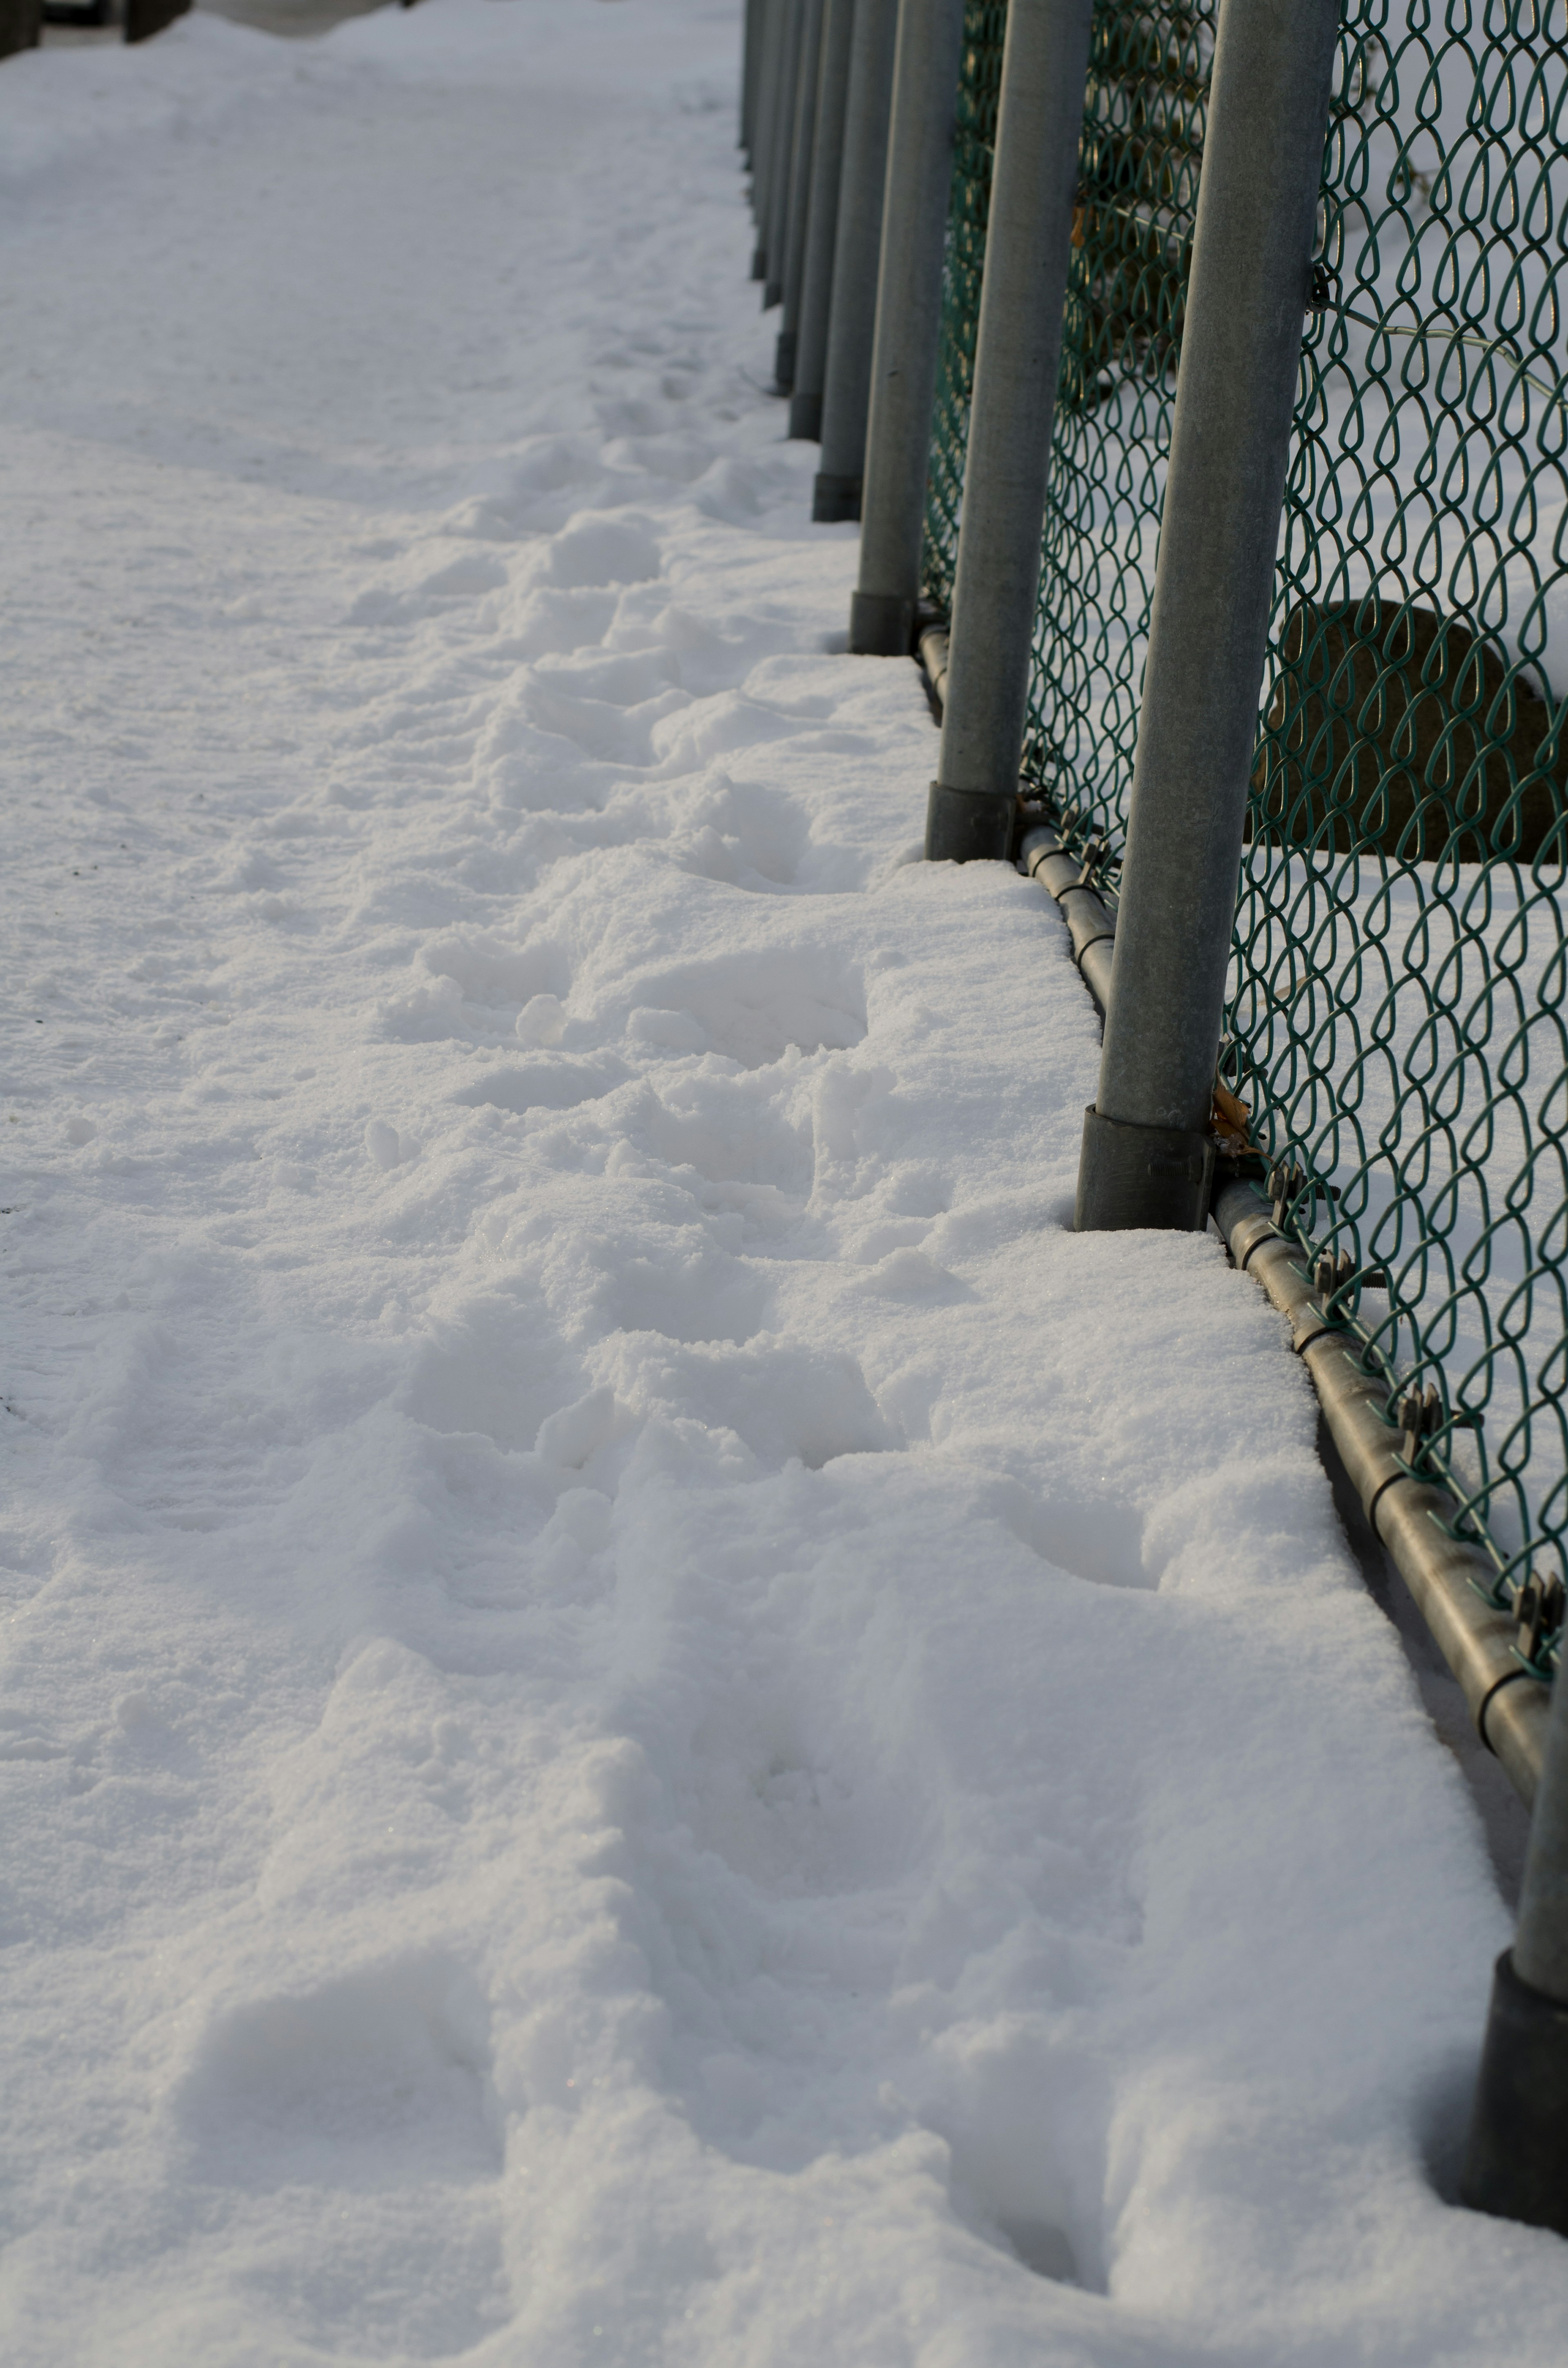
[[1, 7, 1564, 2360]]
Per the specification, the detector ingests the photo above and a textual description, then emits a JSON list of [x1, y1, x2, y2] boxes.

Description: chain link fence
[[922, 0, 1568, 1674]]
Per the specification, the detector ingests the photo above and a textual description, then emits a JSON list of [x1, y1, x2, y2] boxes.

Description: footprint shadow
[[992, 2212, 1082, 2284], [987, 1477, 1151, 1592], [624, 947, 865, 1069], [932, 2036, 1111, 2297], [173, 1954, 502, 2194], [451, 1054, 627, 1116]]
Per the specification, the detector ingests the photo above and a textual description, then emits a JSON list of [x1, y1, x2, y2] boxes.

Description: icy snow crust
[[0, 1, 1564, 2357]]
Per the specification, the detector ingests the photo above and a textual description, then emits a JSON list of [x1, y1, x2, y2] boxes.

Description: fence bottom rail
[[1213, 1176, 1549, 1808]]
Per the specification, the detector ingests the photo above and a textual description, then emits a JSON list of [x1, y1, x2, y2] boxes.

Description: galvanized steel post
[[848, 0, 967, 656], [924, 0, 1095, 854], [1074, 0, 1340, 1233], [764, 0, 806, 311], [811, 0, 899, 521], [0, 0, 40, 58], [1463, 1664, 1568, 2235], [743, 0, 764, 154], [788, 0, 857, 442], [776, 0, 826, 391], [750, 0, 788, 280]]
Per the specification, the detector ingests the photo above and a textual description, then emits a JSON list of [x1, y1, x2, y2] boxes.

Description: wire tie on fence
[[1077, 830, 1108, 891], [1312, 1249, 1390, 1302], [1312, 1250, 1344, 1299], [1265, 1162, 1343, 1232], [1305, 260, 1339, 314], [1514, 1570, 1565, 1671], [1398, 1383, 1441, 1464], [1397, 1382, 1482, 1469], [1267, 1160, 1303, 1227]]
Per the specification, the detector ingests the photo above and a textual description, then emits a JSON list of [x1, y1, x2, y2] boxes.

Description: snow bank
[[0, 2, 1564, 2359], [0, 13, 306, 195]]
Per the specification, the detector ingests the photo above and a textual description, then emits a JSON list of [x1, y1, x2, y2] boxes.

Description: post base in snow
[[750, 247, 766, 281], [763, 278, 783, 310], [1462, 1951, 1568, 2236], [812, 471, 861, 523], [789, 389, 823, 442], [125, 0, 189, 37], [773, 330, 797, 393], [924, 781, 1013, 865], [849, 590, 915, 657], [1074, 1106, 1216, 1233], [0, 0, 40, 58]]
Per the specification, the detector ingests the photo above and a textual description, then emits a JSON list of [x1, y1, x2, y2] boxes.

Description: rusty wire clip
[[1516, 1572, 1563, 1667], [1077, 830, 1109, 892], [1312, 1248, 1390, 1300], [1397, 1381, 1482, 1467], [1515, 1570, 1566, 1665]]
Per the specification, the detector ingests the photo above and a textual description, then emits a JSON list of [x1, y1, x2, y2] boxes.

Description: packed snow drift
[[1, 2, 1565, 2360]]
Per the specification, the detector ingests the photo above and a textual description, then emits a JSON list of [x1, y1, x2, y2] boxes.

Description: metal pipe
[[756, 0, 795, 297], [1517, 1677, 1568, 1997], [1463, 1622, 1568, 2232], [811, 0, 899, 521], [743, 0, 764, 155], [1214, 1177, 1548, 1806], [848, 0, 967, 656], [1461, 1949, 1568, 2236], [1018, 823, 1116, 1016], [917, 622, 949, 711], [924, 0, 1095, 858], [764, 0, 806, 311], [750, 0, 787, 277], [0, 0, 40, 56], [1076, 0, 1340, 1232], [789, 0, 857, 443], [776, 0, 826, 392]]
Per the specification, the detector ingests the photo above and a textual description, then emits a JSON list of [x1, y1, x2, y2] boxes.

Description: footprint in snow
[[173, 1955, 501, 2191], [621, 948, 866, 1070], [365, 1119, 420, 1171]]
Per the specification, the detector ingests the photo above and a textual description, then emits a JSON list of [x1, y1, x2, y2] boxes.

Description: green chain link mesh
[[923, 0, 1212, 837], [1031, 3, 1211, 853], [1233, 2, 1568, 1672], [920, 0, 1568, 1676], [921, 0, 1007, 608]]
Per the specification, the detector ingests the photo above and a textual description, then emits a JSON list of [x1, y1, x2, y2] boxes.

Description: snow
[[1, 2, 1566, 2359]]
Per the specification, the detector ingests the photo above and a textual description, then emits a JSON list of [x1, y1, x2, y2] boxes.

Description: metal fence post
[[743, 0, 765, 156], [125, 0, 190, 38], [924, 0, 1095, 852], [1463, 1665, 1568, 2234], [1073, 0, 1340, 1233], [750, 0, 787, 280], [776, 0, 826, 391], [764, 0, 806, 311], [756, 0, 796, 301], [0, 0, 40, 57], [848, 0, 967, 654], [788, 0, 857, 442], [811, 0, 899, 521]]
